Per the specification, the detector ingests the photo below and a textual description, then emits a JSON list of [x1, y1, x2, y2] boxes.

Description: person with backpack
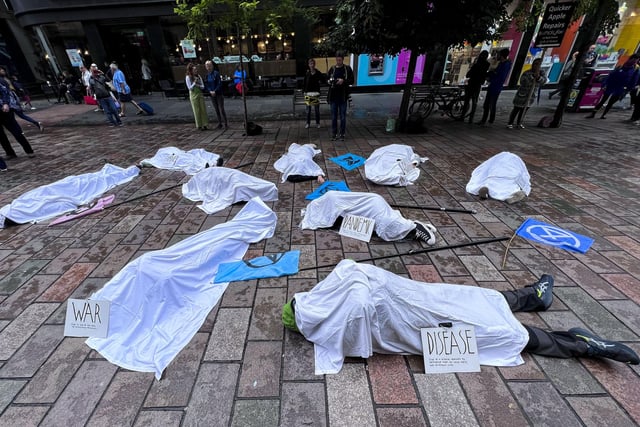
[[89, 64, 122, 127]]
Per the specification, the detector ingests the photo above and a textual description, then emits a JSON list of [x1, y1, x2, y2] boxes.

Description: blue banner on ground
[[213, 250, 300, 283], [329, 153, 366, 171], [306, 181, 351, 201], [515, 218, 594, 254]]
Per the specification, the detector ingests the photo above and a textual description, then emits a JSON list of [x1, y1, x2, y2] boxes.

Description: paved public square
[[0, 90, 639, 426]]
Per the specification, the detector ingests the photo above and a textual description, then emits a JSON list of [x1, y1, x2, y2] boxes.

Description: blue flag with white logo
[[515, 218, 594, 254], [306, 180, 351, 201], [213, 250, 300, 283], [330, 153, 366, 171]]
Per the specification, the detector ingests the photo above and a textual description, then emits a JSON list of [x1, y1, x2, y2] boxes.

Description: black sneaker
[[528, 274, 554, 310], [339, 134, 345, 141], [414, 221, 437, 245], [216, 157, 224, 167], [569, 328, 640, 365], [331, 134, 337, 141]]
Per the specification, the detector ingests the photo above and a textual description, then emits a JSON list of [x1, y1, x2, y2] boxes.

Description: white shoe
[[316, 123, 321, 128], [305, 123, 310, 129]]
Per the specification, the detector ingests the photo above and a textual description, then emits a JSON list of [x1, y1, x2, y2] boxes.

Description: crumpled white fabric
[[139, 147, 221, 175], [294, 260, 528, 375], [182, 167, 278, 214], [0, 164, 139, 228], [273, 143, 325, 182], [466, 152, 531, 201], [86, 197, 277, 380], [299, 191, 415, 241], [364, 144, 428, 186]]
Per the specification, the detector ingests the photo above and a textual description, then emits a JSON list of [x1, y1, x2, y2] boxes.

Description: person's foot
[[548, 93, 553, 100], [119, 113, 125, 117], [527, 274, 554, 310], [217, 123, 223, 129], [0, 165, 7, 171], [339, 134, 345, 141], [331, 134, 337, 141], [136, 110, 144, 115], [506, 124, 514, 129], [600, 116, 606, 119], [305, 123, 310, 129], [568, 328, 640, 365], [414, 221, 437, 245], [316, 123, 321, 129], [505, 190, 527, 204], [27, 153, 36, 158], [317, 175, 325, 184], [585, 113, 595, 119], [518, 123, 525, 129], [38, 122, 44, 132], [216, 157, 224, 167], [117, 123, 124, 127], [478, 186, 489, 199]]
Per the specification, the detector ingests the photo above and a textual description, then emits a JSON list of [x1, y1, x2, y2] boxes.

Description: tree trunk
[[237, 25, 249, 133], [549, 0, 610, 128], [398, 49, 419, 132]]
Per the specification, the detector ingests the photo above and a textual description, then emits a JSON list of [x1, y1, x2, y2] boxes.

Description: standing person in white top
[[79, 64, 91, 96], [185, 63, 208, 130], [141, 59, 153, 95]]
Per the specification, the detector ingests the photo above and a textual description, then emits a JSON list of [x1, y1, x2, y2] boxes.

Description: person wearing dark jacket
[[89, 64, 122, 127], [204, 60, 228, 129], [460, 50, 490, 124], [303, 58, 326, 129], [478, 48, 512, 125], [0, 69, 35, 159], [327, 53, 354, 141], [586, 54, 640, 119]]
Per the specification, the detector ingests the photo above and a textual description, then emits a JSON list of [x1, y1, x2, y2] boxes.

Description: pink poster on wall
[[395, 49, 425, 84]]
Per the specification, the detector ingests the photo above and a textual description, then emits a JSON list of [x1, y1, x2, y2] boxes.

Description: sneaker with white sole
[[569, 328, 640, 365], [305, 123, 310, 129], [505, 190, 527, 204], [414, 221, 437, 245]]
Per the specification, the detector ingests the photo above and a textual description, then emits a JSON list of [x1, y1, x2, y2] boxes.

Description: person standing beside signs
[[506, 58, 547, 129], [282, 260, 639, 375], [327, 52, 354, 141], [478, 48, 511, 126]]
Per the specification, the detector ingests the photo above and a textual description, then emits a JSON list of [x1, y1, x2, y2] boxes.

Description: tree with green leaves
[[324, 0, 513, 131], [175, 0, 316, 132]]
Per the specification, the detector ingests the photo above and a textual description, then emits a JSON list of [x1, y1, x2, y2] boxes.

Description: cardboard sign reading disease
[[64, 299, 110, 338], [421, 326, 480, 373], [339, 214, 375, 242]]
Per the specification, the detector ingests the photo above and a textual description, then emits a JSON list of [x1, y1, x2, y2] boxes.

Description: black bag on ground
[[405, 113, 426, 133], [246, 122, 263, 136]]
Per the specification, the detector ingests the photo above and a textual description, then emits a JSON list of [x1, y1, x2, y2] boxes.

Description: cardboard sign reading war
[[339, 214, 375, 242], [421, 325, 480, 374], [64, 298, 110, 338]]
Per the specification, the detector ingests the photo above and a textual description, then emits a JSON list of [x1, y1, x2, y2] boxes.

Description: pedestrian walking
[[586, 54, 639, 119], [0, 69, 36, 159], [89, 64, 122, 127], [110, 62, 144, 117]]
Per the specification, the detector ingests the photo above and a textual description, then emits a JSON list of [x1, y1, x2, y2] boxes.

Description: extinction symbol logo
[[525, 224, 581, 249], [243, 253, 284, 268], [318, 182, 340, 195]]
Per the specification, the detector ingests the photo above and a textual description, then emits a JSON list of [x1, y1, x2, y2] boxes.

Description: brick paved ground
[[0, 91, 639, 426]]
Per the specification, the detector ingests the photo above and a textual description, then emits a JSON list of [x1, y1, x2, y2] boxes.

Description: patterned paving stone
[[280, 382, 326, 427], [0, 405, 49, 427], [231, 399, 280, 427], [39, 360, 118, 427], [133, 410, 183, 426], [533, 355, 604, 394], [204, 308, 251, 361], [601, 273, 640, 304], [582, 358, 640, 423], [566, 396, 637, 427], [37, 262, 98, 302], [0, 259, 49, 295], [498, 352, 546, 380], [600, 300, 640, 333], [0, 274, 57, 319], [0, 324, 63, 378], [90, 244, 140, 278], [458, 367, 529, 426], [368, 354, 418, 404], [414, 373, 478, 427], [0, 379, 26, 414], [237, 341, 282, 398], [87, 371, 153, 427], [144, 332, 207, 407], [182, 363, 239, 427], [552, 259, 625, 299], [0, 303, 58, 360], [508, 381, 582, 426], [377, 407, 427, 427], [326, 363, 376, 427], [248, 288, 286, 340]]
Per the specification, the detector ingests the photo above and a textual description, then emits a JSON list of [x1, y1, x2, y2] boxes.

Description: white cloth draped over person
[[139, 147, 221, 175], [0, 164, 139, 228], [292, 260, 528, 375], [86, 197, 277, 380], [182, 167, 278, 214], [273, 143, 325, 183], [299, 191, 417, 241], [364, 144, 428, 186], [465, 151, 531, 202]]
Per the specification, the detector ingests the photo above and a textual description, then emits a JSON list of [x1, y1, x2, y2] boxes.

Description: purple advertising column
[[395, 49, 425, 84]]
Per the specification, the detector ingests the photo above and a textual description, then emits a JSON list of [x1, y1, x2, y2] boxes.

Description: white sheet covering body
[[294, 260, 529, 375], [86, 197, 277, 380], [139, 147, 221, 175], [0, 164, 139, 228], [466, 152, 531, 201], [182, 167, 278, 214], [364, 144, 428, 186], [273, 143, 325, 182], [299, 191, 415, 241]]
